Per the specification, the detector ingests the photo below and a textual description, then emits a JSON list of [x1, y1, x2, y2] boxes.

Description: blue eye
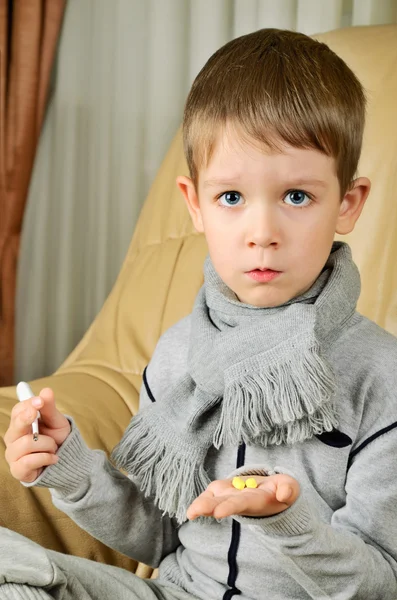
[[284, 190, 311, 207], [219, 191, 243, 206]]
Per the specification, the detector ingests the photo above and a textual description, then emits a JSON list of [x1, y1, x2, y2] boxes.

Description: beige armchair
[[0, 24, 396, 579]]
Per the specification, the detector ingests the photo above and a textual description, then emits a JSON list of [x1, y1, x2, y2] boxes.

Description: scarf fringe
[[111, 412, 210, 524], [214, 343, 338, 448]]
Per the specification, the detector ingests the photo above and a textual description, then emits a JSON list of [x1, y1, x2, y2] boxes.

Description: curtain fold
[[0, 0, 66, 386], [15, 0, 397, 383]]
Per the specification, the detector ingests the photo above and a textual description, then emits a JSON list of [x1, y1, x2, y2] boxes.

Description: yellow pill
[[232, 476, 246, 490], [245, 478, 258, 489]]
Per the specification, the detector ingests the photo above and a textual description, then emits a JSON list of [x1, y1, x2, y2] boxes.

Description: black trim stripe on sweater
[[348, 421, 397, 467], [222, 443, 246, 600], [142, 366, 156, 403]]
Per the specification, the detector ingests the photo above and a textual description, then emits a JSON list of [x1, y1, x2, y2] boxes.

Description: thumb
[[274, 474, 300, 506], [276, 483, 293, 504], [37, 387, 68, 430]]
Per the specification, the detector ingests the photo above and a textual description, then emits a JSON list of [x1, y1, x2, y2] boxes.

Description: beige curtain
[[0, 0, 66, 386], [15, 0, 397, 383]]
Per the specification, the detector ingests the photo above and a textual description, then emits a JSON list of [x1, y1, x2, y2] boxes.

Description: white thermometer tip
[[16, 381, 35, 402]]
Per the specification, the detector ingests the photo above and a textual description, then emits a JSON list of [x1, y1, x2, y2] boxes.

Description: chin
[[252, 299, 285, 308], [238, 293, 288, 309]]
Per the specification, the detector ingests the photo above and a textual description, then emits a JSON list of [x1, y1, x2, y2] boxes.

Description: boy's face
[[177, 132, 370, 308]]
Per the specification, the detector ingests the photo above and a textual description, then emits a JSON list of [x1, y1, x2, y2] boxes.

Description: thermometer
[[16, 381, 40, 441]]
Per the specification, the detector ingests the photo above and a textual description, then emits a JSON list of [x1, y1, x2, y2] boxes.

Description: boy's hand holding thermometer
[[4, 383, 71, 483]]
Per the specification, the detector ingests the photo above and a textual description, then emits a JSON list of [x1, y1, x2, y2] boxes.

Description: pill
[[232, 476, 246, 490], [245, 478, 258, 489]]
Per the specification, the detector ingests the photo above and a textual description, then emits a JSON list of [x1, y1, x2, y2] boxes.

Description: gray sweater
[[30, 312, 397, 600]]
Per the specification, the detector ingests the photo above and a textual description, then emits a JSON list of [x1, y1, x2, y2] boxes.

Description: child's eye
[[284, 190, 312, 207], [218, 191, 243, 207]]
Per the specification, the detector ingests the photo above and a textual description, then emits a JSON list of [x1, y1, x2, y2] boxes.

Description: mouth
[[246, 268, 282, 283]]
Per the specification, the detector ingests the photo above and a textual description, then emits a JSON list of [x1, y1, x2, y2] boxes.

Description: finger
[[260, 474, 299, 504], [4, 401, 43, 446], [214, 487, 293, 519], [275, 481, 299, 505], [5, 434, 58, 465], [9, 453, 59, 483], [37, 388, 68, 430], [212, 494, 255, 520], [187, 490, 218, 520], [275, 483, 292, 503], [10, 399, 34, 421]]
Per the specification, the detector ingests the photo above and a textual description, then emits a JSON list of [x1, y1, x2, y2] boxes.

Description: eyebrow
[[203, 179, 240, 188], [203, 178, 328, 189], [286, 178, 328, 189]]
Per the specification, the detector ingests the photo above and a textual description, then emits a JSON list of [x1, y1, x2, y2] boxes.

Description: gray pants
[[0, 528, 195, 600]]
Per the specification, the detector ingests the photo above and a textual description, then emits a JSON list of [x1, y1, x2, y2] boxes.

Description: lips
[[246, 268, 281, 283]]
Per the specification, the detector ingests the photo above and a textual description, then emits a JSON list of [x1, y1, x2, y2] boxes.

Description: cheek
[[204, 225, 239, 276], [206, 233, 231, 263], [203, 207, 244, 237], [294, 205, 339, 244], [289, 220, 335, 273], [203, 211, 234, 247]]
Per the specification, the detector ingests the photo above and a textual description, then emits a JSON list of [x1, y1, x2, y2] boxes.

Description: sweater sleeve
[[231, 428, 397, 599], [22, 411, 179, 567], [20, 321, 192, 567]]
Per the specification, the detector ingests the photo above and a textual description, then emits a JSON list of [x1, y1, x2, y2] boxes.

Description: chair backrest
[[59, 24, 397, 404]]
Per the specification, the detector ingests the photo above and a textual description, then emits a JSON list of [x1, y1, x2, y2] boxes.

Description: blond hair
[[183, 28, 366, 196]]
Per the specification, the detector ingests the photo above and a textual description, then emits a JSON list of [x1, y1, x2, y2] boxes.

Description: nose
[[246, 203, 280, 249]]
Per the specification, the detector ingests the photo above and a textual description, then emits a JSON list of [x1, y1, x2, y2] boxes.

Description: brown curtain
[[0, 0, 66, 387]]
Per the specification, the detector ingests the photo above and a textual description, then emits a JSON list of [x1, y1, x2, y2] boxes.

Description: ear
[[176, 175, 204, 232], [336, 177, 371, 235]]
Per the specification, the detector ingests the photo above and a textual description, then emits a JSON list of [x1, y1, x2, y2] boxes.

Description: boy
[[2, 27, 397, 600]]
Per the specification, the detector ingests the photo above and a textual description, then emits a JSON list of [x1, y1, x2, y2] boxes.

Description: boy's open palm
[[4, 388, 71, 483], [187, 474, 300, 520]]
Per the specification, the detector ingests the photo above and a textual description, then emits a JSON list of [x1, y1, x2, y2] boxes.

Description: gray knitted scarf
[[112, 242, 360, 523]]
